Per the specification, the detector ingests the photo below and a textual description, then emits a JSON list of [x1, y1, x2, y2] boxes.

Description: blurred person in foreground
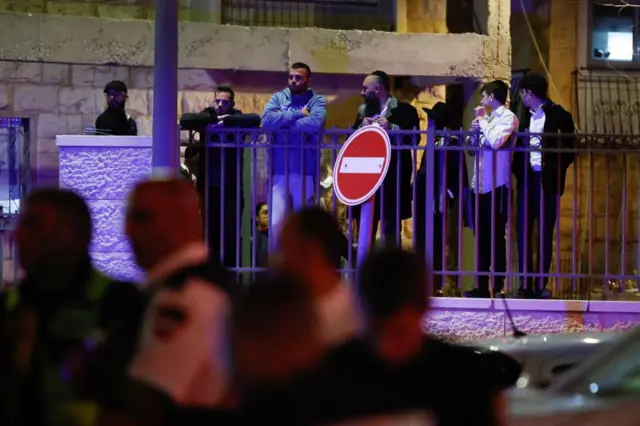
[[354, 70, 420, 246], [278, 206, 363, 345], [232, 273, 325, 397], [0, 188, 136, 426], [97, 179, 234, 426], [240, 248, 509, 425], [513, 74, 575, 299]]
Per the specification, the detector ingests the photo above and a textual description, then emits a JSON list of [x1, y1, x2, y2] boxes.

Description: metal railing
[[0, 117, 31, 289], [220, 0, 395, 31], [195, 127, 640, 300]]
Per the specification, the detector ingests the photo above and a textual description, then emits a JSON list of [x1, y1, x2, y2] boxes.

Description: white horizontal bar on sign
[[339, 157, 384, 174]]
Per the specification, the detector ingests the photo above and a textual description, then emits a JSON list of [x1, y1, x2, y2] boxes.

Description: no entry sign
[[333, 125, 391, 206]]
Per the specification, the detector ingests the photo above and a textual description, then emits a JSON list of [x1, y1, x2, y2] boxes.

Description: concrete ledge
[[0, 12, 492, 78], [426, 298, 640, 340], [57, 135, 152, 148]]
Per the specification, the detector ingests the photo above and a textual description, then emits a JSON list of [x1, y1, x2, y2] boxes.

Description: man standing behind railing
[[354, 71, 419, 246], [513, 74, 575, 299], [465, 81, 518, 299], [261, 63, 327, 241]]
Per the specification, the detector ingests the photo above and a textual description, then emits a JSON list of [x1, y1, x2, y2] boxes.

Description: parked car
[[463, 330, 621, 388], [507, 325, 640, 425]]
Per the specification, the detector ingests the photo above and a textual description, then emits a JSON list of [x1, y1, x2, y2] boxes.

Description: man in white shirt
[[102, 179, 232, 425], [465, 80, 519, 298], [277, 206, 363, 345], [513, 74, 575, 299]]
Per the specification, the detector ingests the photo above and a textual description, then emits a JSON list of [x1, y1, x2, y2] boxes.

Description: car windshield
[[550, 326, 640, 397]]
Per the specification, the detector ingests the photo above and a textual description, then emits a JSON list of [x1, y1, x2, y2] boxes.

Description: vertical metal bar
[[425, 119, 436, 296], [620, 153, 627, 290], [151, 0, 179, 178]]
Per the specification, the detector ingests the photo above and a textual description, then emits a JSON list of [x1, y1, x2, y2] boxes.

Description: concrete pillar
[[151, 0, 179, 178], [476, 0, 512, 81]]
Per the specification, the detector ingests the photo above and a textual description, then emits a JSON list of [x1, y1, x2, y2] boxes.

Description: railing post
[[151, 0, 179, 178], [425, 118, 436, 296]]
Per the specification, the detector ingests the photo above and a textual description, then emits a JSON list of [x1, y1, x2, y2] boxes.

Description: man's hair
[[232, 273, 316, 344], [291, 62, 312, 76], [255, 201, 267, 217], [480, 80, 509, 105], [357, 247, 429, 320], [518, 74, 548, 101], [291, 206, 344, 269], [25, 187, 92, 248], [215, 85, 235, 102], [371, 70, 391, 92]]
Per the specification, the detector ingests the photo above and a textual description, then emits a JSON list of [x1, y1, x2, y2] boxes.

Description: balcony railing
[[192, 127, 640, 300], [220, 0, 395, 31]]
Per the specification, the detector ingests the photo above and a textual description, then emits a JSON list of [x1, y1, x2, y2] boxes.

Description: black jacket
[[512, 101, 575, 195], [186, 108, 261, 191], [353, 98, 420, 220], [95, 108, 138, 136]]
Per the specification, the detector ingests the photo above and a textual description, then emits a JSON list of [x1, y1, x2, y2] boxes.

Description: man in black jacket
[[95, 80, 138, 136], [513, 74, 576, 299], [186, 86, 260, 269], [353, 71, 420, 246]]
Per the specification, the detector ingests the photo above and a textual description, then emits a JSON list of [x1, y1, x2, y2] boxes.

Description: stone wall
[[0, 60, 367, 187]]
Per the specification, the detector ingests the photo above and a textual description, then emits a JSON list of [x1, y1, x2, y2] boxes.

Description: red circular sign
[[333, 125, 391, 206]]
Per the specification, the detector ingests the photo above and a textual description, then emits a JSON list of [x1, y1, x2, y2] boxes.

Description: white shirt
[[129, 242, 231, 407], [528, 105, 546, 171], [471, 105, 519, 194], [316, 282, 363, 345]]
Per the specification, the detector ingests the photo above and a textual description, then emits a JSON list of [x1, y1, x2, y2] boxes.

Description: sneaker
[[536, 288, 552, 299]]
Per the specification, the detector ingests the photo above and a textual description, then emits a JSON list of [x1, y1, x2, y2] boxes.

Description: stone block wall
[[0, 60, 365, 187]]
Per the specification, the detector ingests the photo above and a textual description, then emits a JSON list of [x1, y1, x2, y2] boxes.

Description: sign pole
[[356, 195, 376, 268], [333, 124, 391, 270]]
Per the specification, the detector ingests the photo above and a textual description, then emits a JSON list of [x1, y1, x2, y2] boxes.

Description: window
[[589, 0, 640, 66]]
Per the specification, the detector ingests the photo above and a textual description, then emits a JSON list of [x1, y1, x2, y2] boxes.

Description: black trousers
[[206, 186, 242, 269], [516, 172, 560, 294], [473, 186, 509, 293]]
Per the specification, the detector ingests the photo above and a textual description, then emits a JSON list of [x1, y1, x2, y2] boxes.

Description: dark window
[[220, 0, 395, 31]]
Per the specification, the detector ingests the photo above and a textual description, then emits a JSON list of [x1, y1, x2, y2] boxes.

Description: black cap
[[104, 80, 128, 94]]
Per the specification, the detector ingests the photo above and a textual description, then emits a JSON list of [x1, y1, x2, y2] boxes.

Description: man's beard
[[363, 93, 381, 117], [108, 100, 125, 109], [290, 85, 307, 95]]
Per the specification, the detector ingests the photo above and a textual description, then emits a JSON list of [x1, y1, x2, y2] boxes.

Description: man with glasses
[[95, 80, 138, 136]]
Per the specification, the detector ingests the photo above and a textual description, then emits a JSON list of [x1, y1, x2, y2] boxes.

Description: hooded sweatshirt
[[261, 88, 327, 176]]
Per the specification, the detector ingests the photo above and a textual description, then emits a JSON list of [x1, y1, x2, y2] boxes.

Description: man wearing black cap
[[95, 80, 138, 136]]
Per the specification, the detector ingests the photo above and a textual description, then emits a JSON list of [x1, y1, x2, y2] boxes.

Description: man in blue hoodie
[[261, 62, 327, 241]]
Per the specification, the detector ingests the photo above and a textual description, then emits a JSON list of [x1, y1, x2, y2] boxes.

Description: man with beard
[[354, 71, 419, 246], [262, 63, 327, 243], [186, 85, 260, 269], [95, 80, 138, 136]]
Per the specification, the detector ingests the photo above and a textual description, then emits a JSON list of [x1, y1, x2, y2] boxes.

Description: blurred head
[[361, 70, 390, 113], [288, 62, 312, 95], [16, 188, 92, 274], [214, 85, 235, 115], [357, 247, 429, 365], [256, 202, 268, 231], [125, 179, 202, 271], [231, 273, 323, 390], [518, 74, 549, 109], [479, 80, 509, 110], [104, 80, 128, 109], [277, 207, 343, 288]]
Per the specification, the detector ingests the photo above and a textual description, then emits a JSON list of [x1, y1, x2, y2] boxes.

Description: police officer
[[99, 179, 234, 426], [0, 188, 128, 426]]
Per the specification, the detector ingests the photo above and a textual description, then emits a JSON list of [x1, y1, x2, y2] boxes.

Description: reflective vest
[[2, 268, 112, 426]]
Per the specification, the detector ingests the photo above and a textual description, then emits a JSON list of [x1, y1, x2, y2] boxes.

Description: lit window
[[607, 32, 634, 61], [590, 2, 636, 63]]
